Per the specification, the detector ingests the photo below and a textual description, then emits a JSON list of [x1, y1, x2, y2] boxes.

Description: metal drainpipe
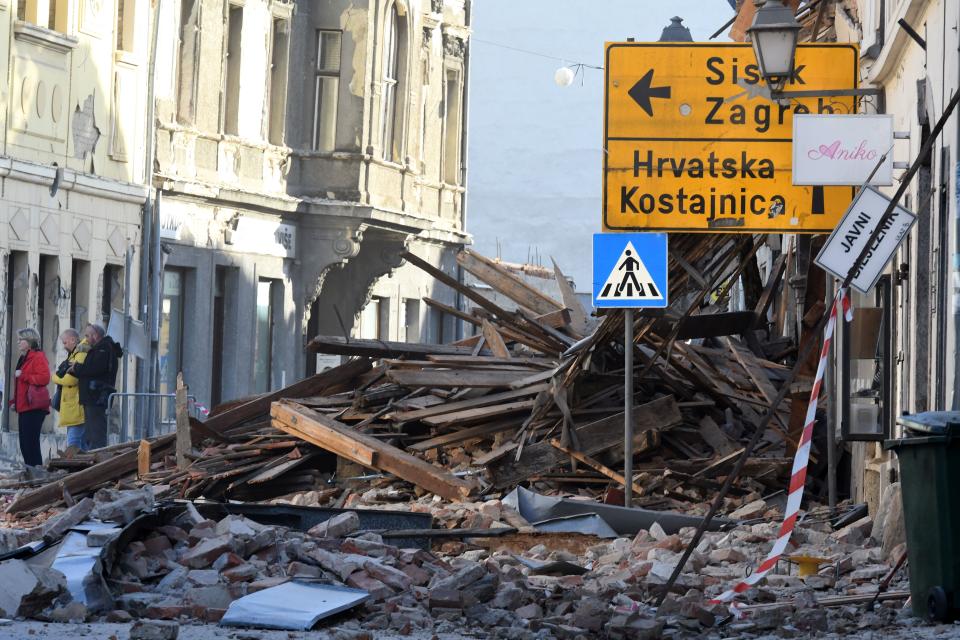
[[142, 0, 164, 437], [954, 31, 960, 410], [455, 1, 472, 339]]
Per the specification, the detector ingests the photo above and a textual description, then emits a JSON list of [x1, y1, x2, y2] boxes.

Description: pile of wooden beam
[[6, 241, 809, 518]]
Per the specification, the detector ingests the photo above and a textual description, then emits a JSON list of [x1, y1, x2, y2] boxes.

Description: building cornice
[[0, 156, 149, 204], [864, 0, 929, 87]]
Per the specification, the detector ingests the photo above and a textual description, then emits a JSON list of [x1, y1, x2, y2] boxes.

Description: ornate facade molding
[[442, 33, 465, 59]]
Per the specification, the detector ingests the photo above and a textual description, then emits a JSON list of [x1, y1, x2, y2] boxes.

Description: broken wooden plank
[[203, 358, 372, 434], [422, 399, 535, 427], [176, 373, 192, 470], [489, 395, 682, 490], [408, 418, 521, 452], [390, 384, 548, 422], [698, 415, 737, 456], [458, 249, 564, 316], [271, 400, 472, 500], [425, 355, 555, 369], [307, 337, 487, 359], [137, 440, 152, 478], [481, 319, 511, 358], [386, 368, 530, 389], [548, 439, 646, 496], [7, 434, 176, 514], [551, 258, 590, 336]]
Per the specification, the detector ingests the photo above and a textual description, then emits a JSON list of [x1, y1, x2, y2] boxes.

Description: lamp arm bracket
[[771, 87, 883, 99]]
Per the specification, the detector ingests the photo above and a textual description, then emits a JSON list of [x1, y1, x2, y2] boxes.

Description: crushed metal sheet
[[504, 486, 735, 536], [219, 580, 369, 630], [513, 554, 589, 576], [50, 521, 118, 610]]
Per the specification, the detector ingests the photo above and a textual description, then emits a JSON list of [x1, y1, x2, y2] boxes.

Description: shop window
[[101, 264, 124, 325], [71, 259, 90, 330], [403, 298, 420, 343], [159, 269, 186, 414], [841, 276, 892, 441], [254, 279, 276, 393]]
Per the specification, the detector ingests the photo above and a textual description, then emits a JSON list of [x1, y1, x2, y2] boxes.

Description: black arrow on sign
[[628, 69, 671, 117]]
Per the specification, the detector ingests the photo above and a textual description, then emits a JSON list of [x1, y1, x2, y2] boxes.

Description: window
[[312, 30, 341, 151], [403, 298, 420, 343], [254, 279, 276, 392], [357, 298, 380, 340], [101, 264, 124, 325], [380, 5, 406, 161], [428, 306, 445, 344], [17, 0, 67, 32], [177, 0, 201, 123], [159, 269, 185, 415], [116, 0, 135, 52], [442, 68, 463, 184], [71, 260, 90, 330], [267, 18, 290, 145], [223, 5, 244, 135]]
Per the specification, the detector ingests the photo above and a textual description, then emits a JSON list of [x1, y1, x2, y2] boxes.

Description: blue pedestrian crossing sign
[[593, 233, 668, 309]]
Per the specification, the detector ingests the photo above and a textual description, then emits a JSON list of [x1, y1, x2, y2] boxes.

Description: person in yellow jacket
[[52, 329, 89, 450]]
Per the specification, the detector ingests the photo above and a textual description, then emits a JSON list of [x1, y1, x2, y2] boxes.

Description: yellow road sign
[[603, 43, 859, 233]]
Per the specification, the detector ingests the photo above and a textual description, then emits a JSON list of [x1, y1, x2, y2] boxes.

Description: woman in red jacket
[[12, 328, 50, 467]]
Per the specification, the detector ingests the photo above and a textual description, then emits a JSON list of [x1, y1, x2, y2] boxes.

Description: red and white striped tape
[[191, 401, 211, 417], [709, 288, 852, 612]]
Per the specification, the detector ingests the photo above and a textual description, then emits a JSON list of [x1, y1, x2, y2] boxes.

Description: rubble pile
[[0, 487, 918, 639], [0, 244, 924, 636], [7, 242, 807, 522]]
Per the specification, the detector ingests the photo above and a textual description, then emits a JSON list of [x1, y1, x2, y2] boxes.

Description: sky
[[466, 0, 736, 291]]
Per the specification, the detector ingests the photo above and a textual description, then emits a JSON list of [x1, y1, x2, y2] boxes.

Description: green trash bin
[[885, 411, 960, 622]]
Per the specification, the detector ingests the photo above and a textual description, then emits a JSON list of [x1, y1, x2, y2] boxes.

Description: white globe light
[[554, 66, 575, 87]]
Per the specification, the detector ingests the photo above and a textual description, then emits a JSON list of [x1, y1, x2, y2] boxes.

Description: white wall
[[467, 0, 735, 291]]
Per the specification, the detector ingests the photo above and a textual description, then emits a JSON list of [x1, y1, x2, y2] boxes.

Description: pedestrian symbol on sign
[[598, 242, 663, 301], [593, 233, 668, 309]]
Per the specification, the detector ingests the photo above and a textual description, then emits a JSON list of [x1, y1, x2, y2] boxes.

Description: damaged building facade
[[826, 0, 960, 514], [0, 0, 149, 447], [151, 0, 471, 411]]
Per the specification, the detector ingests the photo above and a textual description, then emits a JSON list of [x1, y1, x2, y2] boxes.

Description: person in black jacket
[[69, 324, 122, 450]]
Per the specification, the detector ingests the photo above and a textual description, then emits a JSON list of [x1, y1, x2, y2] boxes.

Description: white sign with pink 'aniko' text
[[792, 114, 894, 186]]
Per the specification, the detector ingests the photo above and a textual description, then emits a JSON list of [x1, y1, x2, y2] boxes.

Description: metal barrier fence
[[107, 392, 203, 440]]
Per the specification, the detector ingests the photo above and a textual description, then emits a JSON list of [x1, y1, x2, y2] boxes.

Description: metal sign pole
[[624, 309, 634, 508]]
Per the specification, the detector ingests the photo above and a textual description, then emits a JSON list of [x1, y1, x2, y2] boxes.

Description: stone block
[[346, 572, 393, 601], [184, 584, 234, 610], [92, 487, 154, 525], [41, 498, 95, 541], [178, 535, 236, 569], [186, 570, 220, 586], [130, 620, 180, 640], [308, 512, 360, 538], [363, 560, 413, 591]]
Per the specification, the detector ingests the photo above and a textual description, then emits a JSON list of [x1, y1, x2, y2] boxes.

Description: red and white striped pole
[[710, 288, 852, 612]]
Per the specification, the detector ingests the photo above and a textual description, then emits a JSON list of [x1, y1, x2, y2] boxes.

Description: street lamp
[[746, 0, 801, 90], [744, 0, 880, 100]]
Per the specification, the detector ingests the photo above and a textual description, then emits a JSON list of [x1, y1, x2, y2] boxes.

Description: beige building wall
[[834, 0, 959, 513], [149, 0, 471, 410], [0, 0, 148, 453]]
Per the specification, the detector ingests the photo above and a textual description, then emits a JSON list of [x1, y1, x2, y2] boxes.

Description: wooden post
[[137, 439, 152, 477], [175, 373, 192, 469]]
